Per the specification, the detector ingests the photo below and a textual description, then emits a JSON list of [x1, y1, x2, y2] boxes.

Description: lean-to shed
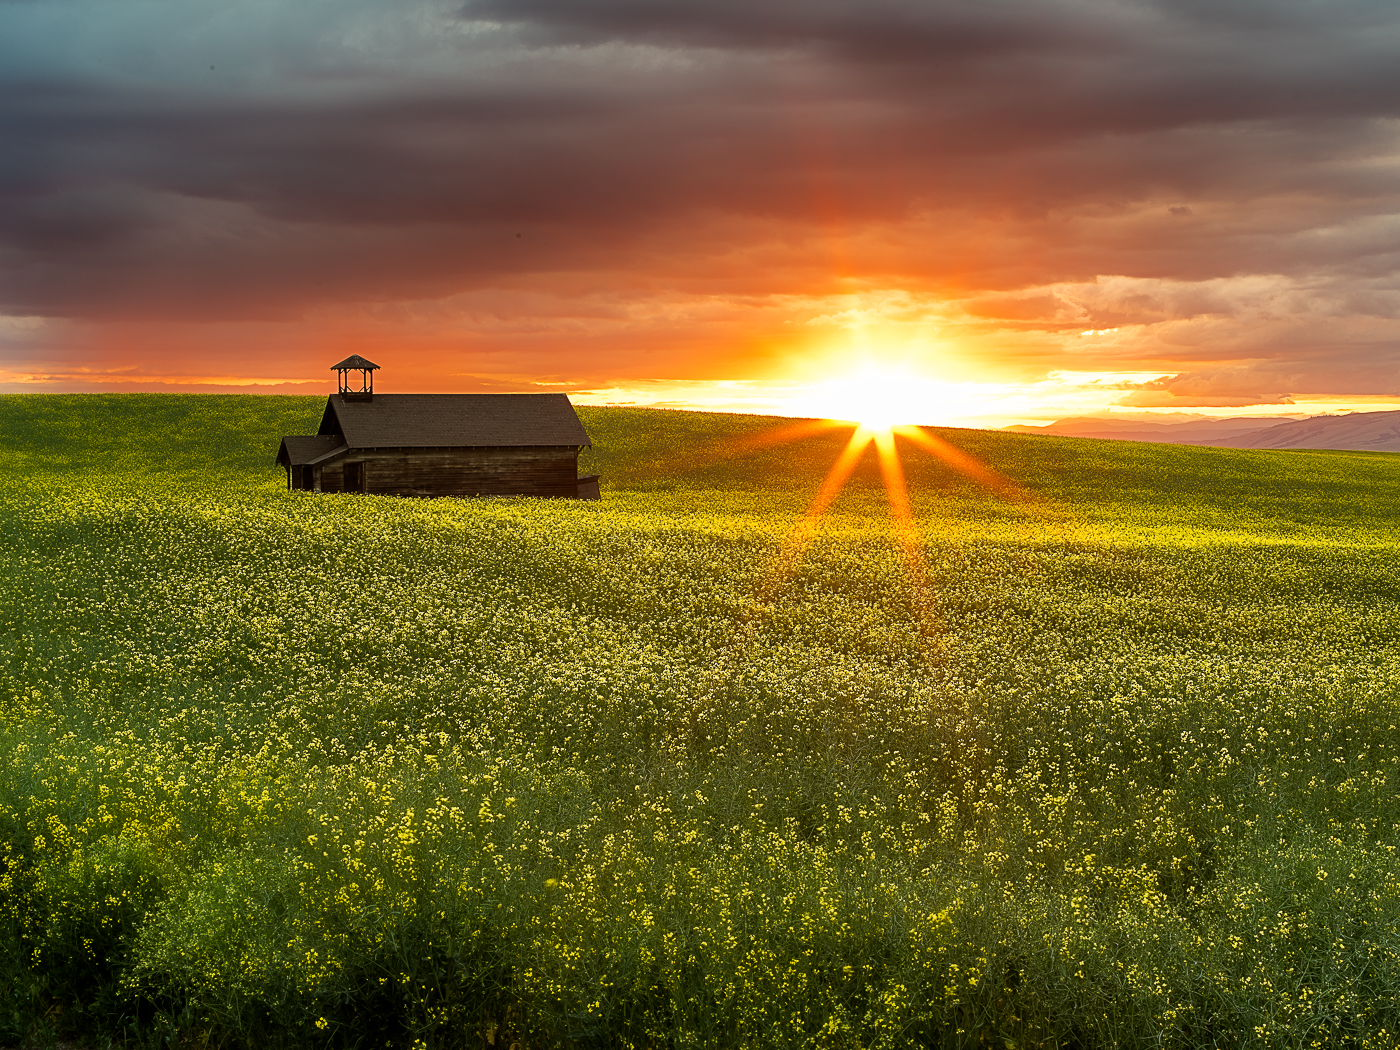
[[276, 358, 600, 499]]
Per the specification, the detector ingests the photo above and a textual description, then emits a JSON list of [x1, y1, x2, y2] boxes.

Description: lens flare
[[892, 425, 1033, 502], [763, 416, 1059, 641], [769, 426, 875, 587]]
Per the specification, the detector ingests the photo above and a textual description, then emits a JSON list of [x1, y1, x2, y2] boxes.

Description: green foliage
[[1, 394, 1399, 1048]]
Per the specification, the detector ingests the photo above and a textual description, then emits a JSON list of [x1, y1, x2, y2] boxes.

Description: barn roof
[[277, 434, 348, 466], [318, 393, 592, 448]]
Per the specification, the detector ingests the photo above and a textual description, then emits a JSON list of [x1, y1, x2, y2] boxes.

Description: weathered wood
[[316, 446, 582, 498]]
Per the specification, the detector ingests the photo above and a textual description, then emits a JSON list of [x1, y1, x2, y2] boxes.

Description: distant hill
[[1007, 410, 1400, 453], [1004, 415, 1301, 444], [1211, 410, 1400, 452]]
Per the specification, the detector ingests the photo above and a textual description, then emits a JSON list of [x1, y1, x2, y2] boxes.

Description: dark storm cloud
[[2, 0, 1400, 396], [467, 0, 1400, 127]]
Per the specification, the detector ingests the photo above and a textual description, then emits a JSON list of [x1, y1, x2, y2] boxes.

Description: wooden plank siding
[[318, 446, 581, 498]]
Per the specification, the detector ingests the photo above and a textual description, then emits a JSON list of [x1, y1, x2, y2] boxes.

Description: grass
[[1, 392, 1399, 1049]]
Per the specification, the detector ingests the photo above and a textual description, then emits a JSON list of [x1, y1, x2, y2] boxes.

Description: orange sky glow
[[2, 1, 1399, 428]]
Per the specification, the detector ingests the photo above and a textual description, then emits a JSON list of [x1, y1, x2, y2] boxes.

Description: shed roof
[[277, 434, 348, 466], [319, 393, 592, 449]]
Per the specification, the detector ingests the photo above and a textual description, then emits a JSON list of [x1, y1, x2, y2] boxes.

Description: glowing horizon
[[8, 359, 1400, 432], [567, 376, 1400, 430]]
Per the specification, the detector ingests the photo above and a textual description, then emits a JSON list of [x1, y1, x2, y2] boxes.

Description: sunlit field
[[3, 393, 1400, 1050]]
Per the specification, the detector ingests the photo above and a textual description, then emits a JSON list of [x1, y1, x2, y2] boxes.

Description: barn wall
[[319, 447, 582, 498]]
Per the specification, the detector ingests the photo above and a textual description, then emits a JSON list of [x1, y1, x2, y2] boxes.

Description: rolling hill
[[1003, 414, 1300, 444], [1212, 408, 1400, 452], [1008, 409, 1400, 453]]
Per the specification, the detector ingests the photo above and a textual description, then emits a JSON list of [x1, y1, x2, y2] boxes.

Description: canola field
[[2, 393, 1399, 1050]]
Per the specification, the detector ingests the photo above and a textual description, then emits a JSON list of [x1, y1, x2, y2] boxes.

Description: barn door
[[344, 462, 365, 493]]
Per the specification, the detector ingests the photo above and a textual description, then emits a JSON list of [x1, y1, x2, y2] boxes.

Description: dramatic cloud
[[1, 0, 1399, 413]]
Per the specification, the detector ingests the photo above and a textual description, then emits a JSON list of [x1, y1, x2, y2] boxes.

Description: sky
[[3, 0, 1400, 426]]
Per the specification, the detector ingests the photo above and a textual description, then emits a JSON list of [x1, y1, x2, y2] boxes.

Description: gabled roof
[[318, 393, 592, 449], [277, 434, 348, 466]]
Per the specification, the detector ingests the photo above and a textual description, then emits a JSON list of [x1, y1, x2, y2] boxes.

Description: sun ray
[[893, 425, 1034, 501], [759, 413, 1074, 652], [872, 428, 924, 574], [893, 423, 1091, 552], [635, 417, 849, 480], [765, 425, 873, 592], [728, 418, 849, 456], [805, 426, 875, 520], [873, 427, 945, 636]]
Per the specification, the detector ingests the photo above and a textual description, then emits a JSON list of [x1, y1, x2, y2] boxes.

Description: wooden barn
[[276, 357, 600, 499]]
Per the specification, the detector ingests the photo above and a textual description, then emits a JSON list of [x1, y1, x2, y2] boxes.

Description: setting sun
[[788, 366, 962, 429]]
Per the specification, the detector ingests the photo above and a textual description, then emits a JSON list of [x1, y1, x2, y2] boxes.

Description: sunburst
[[766, 419, 1034, 631]]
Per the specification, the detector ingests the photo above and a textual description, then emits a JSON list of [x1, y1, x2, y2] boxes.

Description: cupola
[[331, 355, 379, 402]]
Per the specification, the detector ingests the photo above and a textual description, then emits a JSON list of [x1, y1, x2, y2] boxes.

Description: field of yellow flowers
[[2, 393, 1399, 1049]]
